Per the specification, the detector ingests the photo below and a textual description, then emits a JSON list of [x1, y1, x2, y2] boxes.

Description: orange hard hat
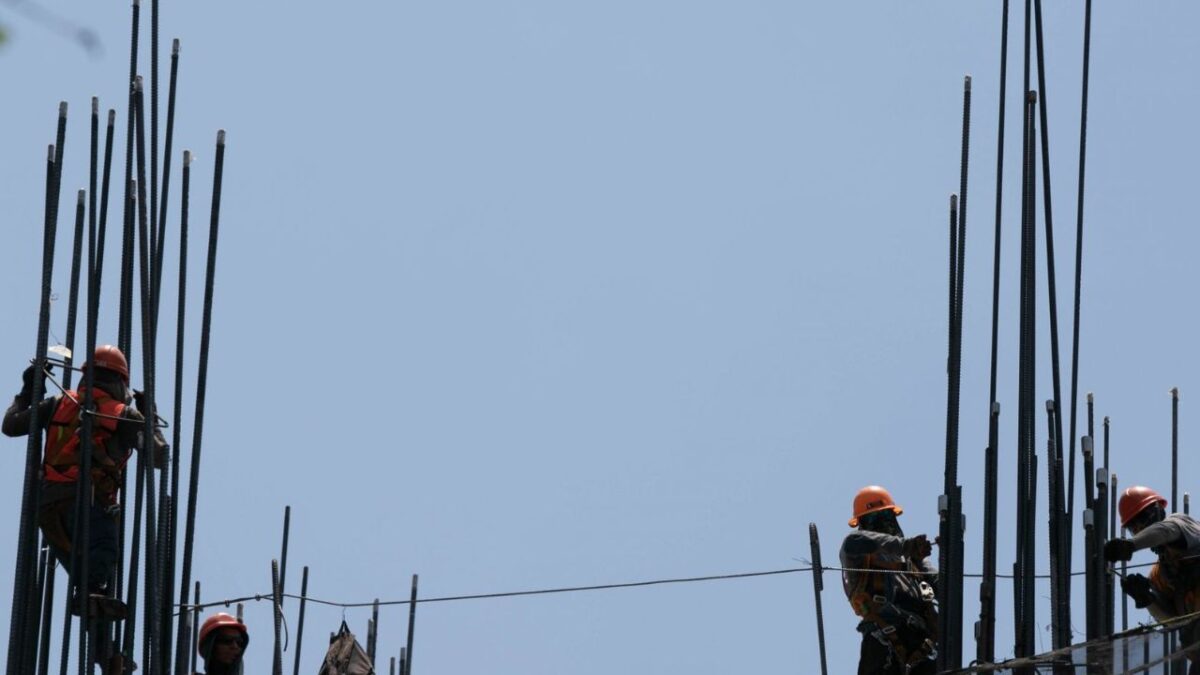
[[84, 345, 130, 383], [1119, 486, 1167, 528], [198, 613, 248, 655], [850, 485, 903, 527]]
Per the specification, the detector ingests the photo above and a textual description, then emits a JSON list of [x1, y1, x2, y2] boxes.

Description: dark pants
[[858, 634, 937, 675], [38, 499, 119, 593]]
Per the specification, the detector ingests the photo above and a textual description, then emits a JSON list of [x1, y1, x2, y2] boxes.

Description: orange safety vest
[[43, 389, 130, 502]]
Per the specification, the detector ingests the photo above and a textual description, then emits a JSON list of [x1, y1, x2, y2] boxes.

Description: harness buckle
[[872, 594, 888, 605]]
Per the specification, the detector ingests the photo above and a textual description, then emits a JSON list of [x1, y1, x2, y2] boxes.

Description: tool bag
[[319, 622, 375, 675]]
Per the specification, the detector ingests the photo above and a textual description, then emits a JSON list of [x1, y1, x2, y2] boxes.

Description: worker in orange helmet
[[1105, 485, 1200, 665], [2, 345, 167, 618], [840, 486, 938, 675], [197, 613, 249, 675]]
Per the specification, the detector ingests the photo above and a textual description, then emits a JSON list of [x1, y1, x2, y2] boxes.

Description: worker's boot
[[69, 591, 128, 620]]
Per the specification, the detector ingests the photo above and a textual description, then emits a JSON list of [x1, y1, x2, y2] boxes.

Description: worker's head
[[198, 613, 248, 673], [850, 486, 904, 535], [83, 345, 130, 384], [1119, 486, 1168, 535]]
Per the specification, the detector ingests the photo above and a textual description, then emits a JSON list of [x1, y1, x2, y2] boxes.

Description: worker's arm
[[841, 530, 906, 558], [2, 395, 57, 438], [117, 407, 168, 468], [1130, 520, 1184, 551], [1106, 520, 1184, 562]]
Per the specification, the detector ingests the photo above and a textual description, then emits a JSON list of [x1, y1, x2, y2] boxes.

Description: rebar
[[405, 575, 418, 675], [1067, 0, 1095, 551], [292, 567, 309, 675], [175, 131, 226, 675], [7, 140, 62, 675], [272, 561, 283, 675], [807, 524, 828, 675]]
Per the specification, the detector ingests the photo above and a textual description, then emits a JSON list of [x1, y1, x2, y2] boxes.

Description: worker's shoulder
[[840, 529, 897, 553]]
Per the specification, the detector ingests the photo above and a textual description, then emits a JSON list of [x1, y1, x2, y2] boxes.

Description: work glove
[[132, 390, 154, 414], [903, 535, 933, 562], [1104, 538, 1137, 563], [1121, 573, 1156, 609], [20, 363, 51, 396]]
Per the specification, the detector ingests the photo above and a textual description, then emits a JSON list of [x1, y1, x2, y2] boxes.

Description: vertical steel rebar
[[190, 582, 200, 675], [134, 80, 164, 675], [807, 524, 828, 675], [978, 2, 1010, 664], [175, 131, 226, 675], [979, 11, 1008, 658], [1014, 86, 1038, 669], [369, 600, 380, 665], [1171, 388, 1179, 512], [7, 141, 62, 675], [156, 40, 180, 270], [405, 575, 418, 675], [279, 506, 291, 608], [149, 0, 159, 273], [1067, 0, 1095, 531], [272, 561, 283, 675], [292, 567, 309, 675], [169, 149, 191, 675]]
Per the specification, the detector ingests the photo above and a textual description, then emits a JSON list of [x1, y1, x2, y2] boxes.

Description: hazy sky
[[1, 2, 1198, 672]]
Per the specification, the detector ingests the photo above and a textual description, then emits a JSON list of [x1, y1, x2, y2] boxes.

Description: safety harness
[[844, 552, 939, 670], [43, 389, 130, 505]]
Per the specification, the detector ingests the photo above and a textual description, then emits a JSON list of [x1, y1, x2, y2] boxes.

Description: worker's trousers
[[38, 498, 119, 592], [858, 634, 937, 675]]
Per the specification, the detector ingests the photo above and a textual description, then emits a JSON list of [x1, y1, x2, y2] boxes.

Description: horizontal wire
[[176, 557, 1161, 613]]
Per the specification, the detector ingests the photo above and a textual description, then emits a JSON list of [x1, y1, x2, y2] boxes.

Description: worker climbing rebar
[[2, 345, 166, 621], [196, 613, 248, 675], [1105, 485, 1200, 671], [839, 486, 939, 675]]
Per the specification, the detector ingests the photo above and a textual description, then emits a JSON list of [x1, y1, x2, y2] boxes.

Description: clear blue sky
[[1, 1, 1198, 672]]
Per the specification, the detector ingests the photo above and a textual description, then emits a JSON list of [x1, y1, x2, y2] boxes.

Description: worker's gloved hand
[[903, 535, 933, 562], [1121, 573, 1155, 609], [132, 390, 154, 414], [21, 363, 50, 396], [1104, 538, 1137, 563]]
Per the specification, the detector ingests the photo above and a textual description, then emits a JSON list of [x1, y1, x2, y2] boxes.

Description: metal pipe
[[807, 524, 828, 675], [405, 575, 418, 675], [292, 567, 309, 675], [176, 131, 226, 675]]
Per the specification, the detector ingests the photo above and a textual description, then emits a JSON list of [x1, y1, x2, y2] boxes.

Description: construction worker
[[197, 613, 249, 675], [1105, 485, 1200, 665], [840, 485, 938, 675], [2, 344, 166, 616]]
